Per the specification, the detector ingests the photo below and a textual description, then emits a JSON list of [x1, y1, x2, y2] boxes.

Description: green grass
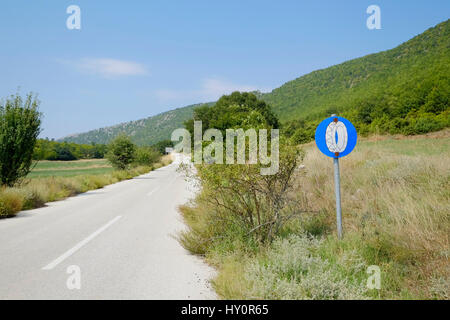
[[28, 159, 113, 178], [33, 159, 109, 169], [28, 167, 114, 178]]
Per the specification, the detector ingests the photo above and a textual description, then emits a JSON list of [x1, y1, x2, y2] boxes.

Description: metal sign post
[[333, 157, 343, 239], [315, 115, 357, 239]]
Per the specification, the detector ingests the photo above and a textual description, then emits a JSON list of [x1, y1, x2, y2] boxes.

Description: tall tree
[[0, 93, 42, 186], [185, 91, 279, 136]]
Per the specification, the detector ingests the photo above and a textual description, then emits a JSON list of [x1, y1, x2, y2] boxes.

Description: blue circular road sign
[[315, 116, 357, 158]]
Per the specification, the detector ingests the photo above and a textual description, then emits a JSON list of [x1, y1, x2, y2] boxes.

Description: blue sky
[[0, 1, 448, 139]]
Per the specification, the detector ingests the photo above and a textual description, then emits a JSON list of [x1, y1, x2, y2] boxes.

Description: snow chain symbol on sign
[[315, 116, 357, 159], [325, 118, 348, 154]]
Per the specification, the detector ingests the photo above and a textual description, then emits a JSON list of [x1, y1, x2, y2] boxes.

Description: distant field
[[28, 159, 113, 178]]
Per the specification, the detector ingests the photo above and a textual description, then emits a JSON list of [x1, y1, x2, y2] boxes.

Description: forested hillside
[[263, 19, 449, 142], [62, 20, 449, 145]]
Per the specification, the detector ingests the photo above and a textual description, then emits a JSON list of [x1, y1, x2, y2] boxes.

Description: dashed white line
[[42, 215, 122, 270], [147, 188, 159, 196]]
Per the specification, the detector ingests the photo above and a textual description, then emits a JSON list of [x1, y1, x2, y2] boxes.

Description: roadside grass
[[179, 131, 450, 299], [154, 154, 173, 169], [0, 156, 173, 218], [293, 133, 450, 299]]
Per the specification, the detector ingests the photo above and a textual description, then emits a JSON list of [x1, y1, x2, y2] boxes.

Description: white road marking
[[147, 188, 159, 196], [42, 215, 122, 270]]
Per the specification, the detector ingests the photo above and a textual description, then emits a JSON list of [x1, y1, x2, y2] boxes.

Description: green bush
[[409, 115, 443, 134], [106, 134, 136, 170], [134, 147, 160, 166]]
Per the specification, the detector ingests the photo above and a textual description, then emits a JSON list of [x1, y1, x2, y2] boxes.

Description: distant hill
[[61, 104, 201, 146], [61, 20, 449, 145]]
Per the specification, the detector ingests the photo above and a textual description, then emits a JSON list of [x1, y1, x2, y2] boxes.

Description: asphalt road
[[0, 154, 216, 299]]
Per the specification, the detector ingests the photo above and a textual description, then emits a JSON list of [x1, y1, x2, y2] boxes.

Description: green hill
[[62, 20, 449, 145], [61, 104, 200, 146], [263, 19, 450, 141]]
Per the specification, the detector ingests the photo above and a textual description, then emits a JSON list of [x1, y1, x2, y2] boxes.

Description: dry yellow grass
[[161, 154, 173, 165], [297, 140, 449, 255]]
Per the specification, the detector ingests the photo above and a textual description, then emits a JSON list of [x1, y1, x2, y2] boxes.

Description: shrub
[[134, 147, 160, 166], [411, 116, 443, 134], [180, 143, 304, 251], [291, 128, 311, 144], [106, 135, 136, 170]]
